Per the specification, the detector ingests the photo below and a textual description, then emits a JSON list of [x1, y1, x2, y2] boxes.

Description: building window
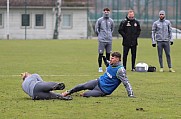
[[35, 14, 44, 27], [62, 14, 72, 28], [21, 14, 30, 26], [0, 14, 3, 27]]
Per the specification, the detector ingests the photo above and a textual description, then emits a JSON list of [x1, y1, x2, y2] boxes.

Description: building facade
[[0, 0, 88, 39]]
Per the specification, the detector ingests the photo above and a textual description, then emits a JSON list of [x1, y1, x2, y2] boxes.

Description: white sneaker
[[169, 68, 175, 73], [159, 68, 164, 72], [98, 67, 103, 72]]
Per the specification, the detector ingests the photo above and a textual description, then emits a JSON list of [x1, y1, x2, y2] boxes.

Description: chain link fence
[[0, 0, 180, 39], [87, 0, 181, 38]]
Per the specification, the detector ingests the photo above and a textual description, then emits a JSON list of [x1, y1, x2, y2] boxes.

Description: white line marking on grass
[[42, 74, 91, 77], [0, 74, 100, 77]]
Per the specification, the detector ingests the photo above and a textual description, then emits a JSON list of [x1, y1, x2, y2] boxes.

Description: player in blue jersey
[[62, 52, 134, 98]]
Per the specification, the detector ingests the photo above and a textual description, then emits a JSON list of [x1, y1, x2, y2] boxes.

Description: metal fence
[[1, 0, 181, 39], [87, 0, 181, 38]]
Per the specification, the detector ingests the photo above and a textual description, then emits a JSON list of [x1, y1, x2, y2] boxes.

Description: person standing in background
[[151, 10, 175, 72], [118, 10, 141, 71], [95, 8, 114, 72]]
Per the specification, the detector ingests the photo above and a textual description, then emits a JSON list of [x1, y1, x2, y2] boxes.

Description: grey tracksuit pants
[[157, 41, 172, 68], [33, 82, 63, 100], [69, 79, 106, 97]]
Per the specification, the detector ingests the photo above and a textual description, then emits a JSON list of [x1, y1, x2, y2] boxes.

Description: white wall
[[0, 8, 55, 39], [0, 10, 7, 39], [0, 7, 88, 40], [59, 9, 87, 39]]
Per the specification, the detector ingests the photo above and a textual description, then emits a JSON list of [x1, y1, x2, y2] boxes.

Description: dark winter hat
[[159, 10, 165, 15]]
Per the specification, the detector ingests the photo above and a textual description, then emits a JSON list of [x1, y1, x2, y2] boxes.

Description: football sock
[[98, 53, 103, 67]]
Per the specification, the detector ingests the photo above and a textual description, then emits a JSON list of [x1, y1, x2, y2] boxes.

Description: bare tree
[[53, 0, 61, 39]]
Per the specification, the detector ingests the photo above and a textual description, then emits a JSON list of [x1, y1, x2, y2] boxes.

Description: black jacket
[[118, 16, 141, 47]]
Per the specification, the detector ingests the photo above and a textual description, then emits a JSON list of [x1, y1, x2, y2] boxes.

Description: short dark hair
[[103, 8, 110, 11], [111, 52, 121, 61], [128, 9, 134, 13]]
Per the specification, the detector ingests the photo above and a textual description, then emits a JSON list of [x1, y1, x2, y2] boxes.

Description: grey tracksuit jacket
[[95, 17, 114, 43], [22, 74, 43, 97], [152, 19, 173, 44]]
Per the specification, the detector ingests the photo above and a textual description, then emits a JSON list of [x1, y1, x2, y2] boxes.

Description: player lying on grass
[[21, 72, 72, 100], [62, 51, 135, 98]]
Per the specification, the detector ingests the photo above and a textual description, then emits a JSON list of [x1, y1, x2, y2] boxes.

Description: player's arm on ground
[[116, 67, 134, 97]]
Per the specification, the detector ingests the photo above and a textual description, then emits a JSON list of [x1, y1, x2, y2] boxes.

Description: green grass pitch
[[0, 39, 180, 119]]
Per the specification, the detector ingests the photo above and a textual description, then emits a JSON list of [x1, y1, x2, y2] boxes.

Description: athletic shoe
[[98, 67, 103, 72], [159, 68, 164, 72], [128, 94, 136, 98], [60, 95, 73, 100], [62, 90, 70, 97], [169, 68, 175, 72], [131, 69, 136, 72], [80, 93, 84, 96], [53, 83, 65, 90]]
